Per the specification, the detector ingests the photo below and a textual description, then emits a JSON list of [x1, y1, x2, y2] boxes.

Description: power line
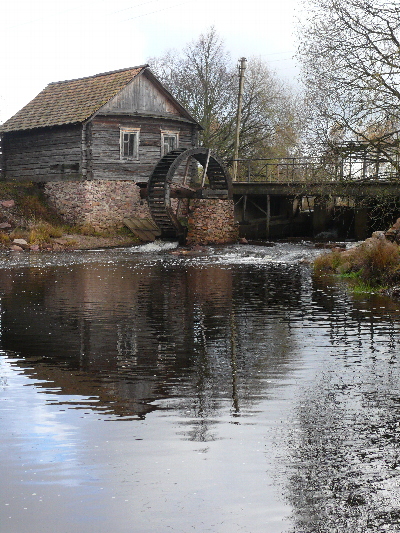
[[122, 0, 191, 21], [111, 0, 164, 15], [260, 50, 296, 56], [5, 0, 169, 30], [268, 57, 296, 62]]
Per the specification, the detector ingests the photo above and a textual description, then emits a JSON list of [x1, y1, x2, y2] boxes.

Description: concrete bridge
[[230, 157, 400, 240]]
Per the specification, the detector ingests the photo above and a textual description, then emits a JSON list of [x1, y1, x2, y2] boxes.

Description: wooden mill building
[[0, 66, 202, 228]]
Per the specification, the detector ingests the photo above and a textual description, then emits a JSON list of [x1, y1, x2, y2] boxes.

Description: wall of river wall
[[45, 180, 151, 229], [44, 181, 238, 244], [186, 199, 238, 245]]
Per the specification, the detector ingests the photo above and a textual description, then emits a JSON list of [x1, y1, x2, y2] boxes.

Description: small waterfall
[[130, 240, 179, 253]]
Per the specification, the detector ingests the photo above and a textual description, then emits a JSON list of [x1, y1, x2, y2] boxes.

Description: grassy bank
[[314, 236, 400, 293], [0, 182, 139, 250]]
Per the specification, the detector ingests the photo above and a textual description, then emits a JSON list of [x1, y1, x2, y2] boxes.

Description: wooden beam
[[201, 149, 211, 188]]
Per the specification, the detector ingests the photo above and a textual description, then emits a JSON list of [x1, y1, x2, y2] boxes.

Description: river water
[[1, 242, 400, 533]]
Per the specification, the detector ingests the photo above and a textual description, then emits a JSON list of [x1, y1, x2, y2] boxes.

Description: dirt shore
[[50, 234, 140, 250], [2, 233, 141, 253]]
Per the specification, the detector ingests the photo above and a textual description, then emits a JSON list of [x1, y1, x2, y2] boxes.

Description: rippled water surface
[[1, 242, 400, 532]]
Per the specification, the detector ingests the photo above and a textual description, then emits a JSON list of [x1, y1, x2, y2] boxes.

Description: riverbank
[[314, 217, 400, 296], [5, 232, 140, 252]]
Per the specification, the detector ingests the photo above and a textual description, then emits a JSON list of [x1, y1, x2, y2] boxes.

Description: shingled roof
[[0, 66, 147, 133]]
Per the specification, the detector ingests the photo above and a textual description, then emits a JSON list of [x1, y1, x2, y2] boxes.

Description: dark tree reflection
[[0, 258, 304, 429]]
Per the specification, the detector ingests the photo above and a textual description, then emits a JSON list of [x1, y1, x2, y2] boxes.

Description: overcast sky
[[1, 0, 303, 123]]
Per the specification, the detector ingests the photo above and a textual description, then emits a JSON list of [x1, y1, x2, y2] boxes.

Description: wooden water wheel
[[147, 147, 232, 240]]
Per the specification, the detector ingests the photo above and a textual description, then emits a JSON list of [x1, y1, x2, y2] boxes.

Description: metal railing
[[227, 156, 400, 183]]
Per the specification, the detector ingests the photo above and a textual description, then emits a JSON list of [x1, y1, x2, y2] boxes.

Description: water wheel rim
[[147, 148, 232, 238]]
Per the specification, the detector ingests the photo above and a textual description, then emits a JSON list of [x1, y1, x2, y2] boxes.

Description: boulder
[[371, 230, 386, 240], [13, 238, 28, 245], [385, 218, 400, 243], [13, 238, 29, 249], [1, 200, 15, 208]]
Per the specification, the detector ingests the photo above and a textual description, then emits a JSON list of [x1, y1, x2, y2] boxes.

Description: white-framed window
[[120, 128, 140, 160], [161, 131, 179, 156]]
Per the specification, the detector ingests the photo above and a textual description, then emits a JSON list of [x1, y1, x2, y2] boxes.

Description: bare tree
[[298, 0, 400, 163], [240, 57, 303, 159], [149, 28, 235, 154], [149, 27, 301, 159]]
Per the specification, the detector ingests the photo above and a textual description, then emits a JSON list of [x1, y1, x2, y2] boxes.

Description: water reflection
[[2, 245, 400, 532], [285, 274, 400, 532], [0, 256, 304, 427]]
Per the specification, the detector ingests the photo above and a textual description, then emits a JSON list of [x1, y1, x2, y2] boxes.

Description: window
[[161, 132, 179, 156], [120, 129, 139, 160]]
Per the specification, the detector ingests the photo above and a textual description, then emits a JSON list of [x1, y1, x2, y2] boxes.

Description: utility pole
[[233, 57, 247, 181]]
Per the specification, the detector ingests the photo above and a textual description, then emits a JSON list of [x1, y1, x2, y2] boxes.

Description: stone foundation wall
[[44, 181, 238, 244], [186, 199, 238, 245], [45, 180, 151, 230]]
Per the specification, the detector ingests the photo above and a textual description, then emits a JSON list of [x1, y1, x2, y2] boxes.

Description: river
[[1, 242, 400, 533]]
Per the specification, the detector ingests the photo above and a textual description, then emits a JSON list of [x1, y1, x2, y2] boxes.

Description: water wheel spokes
[[147, 148, 232, 240]]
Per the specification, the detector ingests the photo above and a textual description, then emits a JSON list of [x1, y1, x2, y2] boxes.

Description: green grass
[[351, 280, 382, 294], [28, 222, 64, 244], [314, 238, 400, 293], [339, 271, 362, 279]]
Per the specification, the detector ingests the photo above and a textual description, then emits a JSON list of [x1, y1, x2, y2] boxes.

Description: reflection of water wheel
[[147, 147, 232, 240]]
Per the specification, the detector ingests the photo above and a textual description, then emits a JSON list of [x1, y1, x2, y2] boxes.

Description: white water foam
[[130, 240, 179, 253], [206, 243, 324, 266]]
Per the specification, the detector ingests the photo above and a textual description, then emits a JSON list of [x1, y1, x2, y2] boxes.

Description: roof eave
[[0, 121, 83, 134]]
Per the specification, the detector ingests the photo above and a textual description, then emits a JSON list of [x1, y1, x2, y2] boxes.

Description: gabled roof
[[1, 65, 199, 133]]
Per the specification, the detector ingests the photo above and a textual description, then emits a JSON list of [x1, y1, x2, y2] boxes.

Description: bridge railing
[[227, 157, 400, 183]]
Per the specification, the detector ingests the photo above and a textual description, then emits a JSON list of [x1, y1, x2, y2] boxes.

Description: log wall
[[1, 115, 198, 184], [100, 74, 182, 116], [90, 115, 198, 181], [1, 125, 83, 181]]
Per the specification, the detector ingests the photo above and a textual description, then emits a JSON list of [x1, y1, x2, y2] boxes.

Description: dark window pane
[[121, 132, 138, 159], [163, 135, 177, 155]]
